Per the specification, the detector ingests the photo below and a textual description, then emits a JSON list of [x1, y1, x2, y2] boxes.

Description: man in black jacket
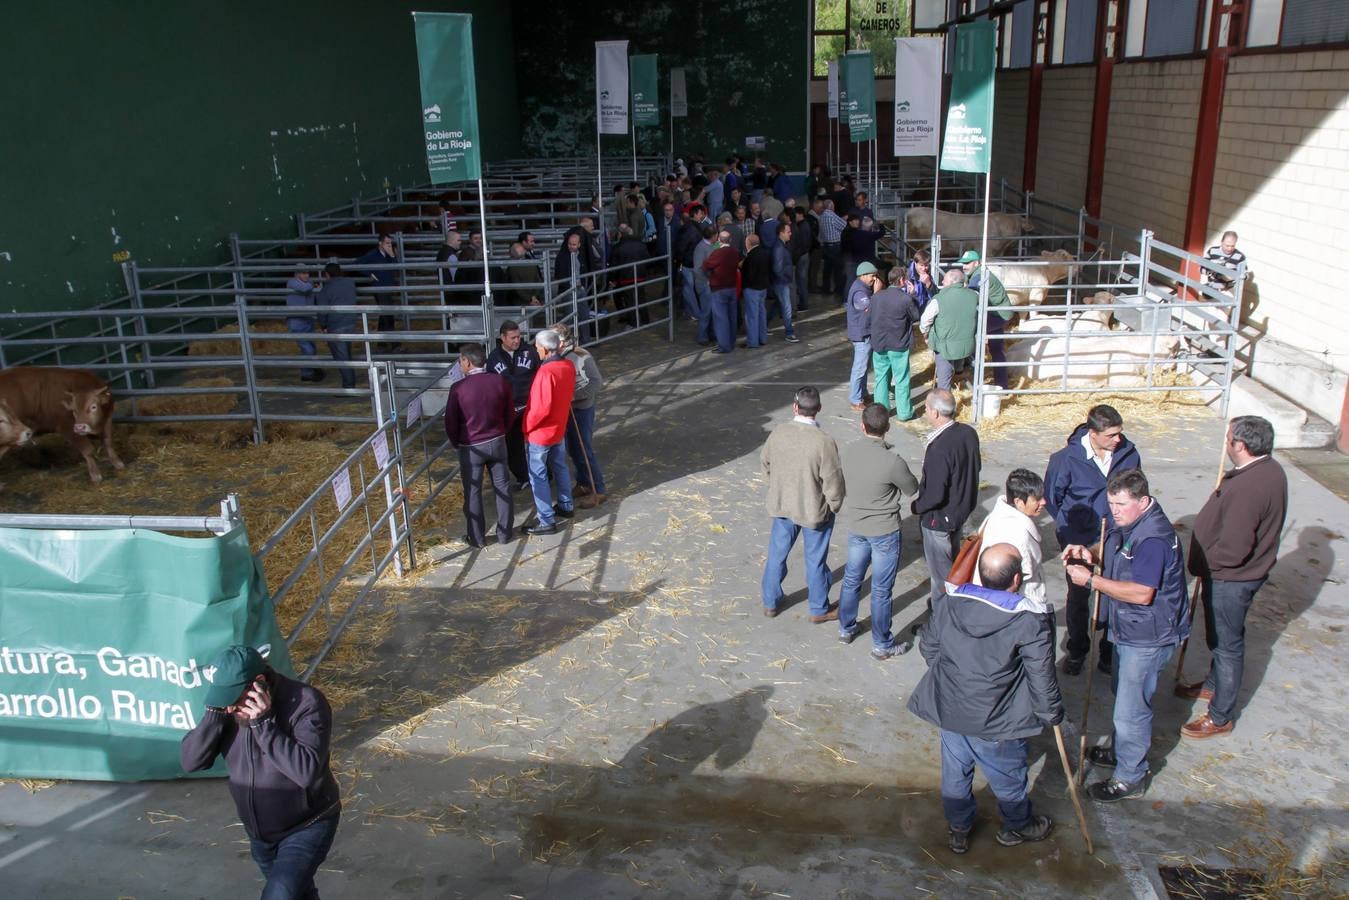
[[908, 544, 1062, 853], [911, 388, 981, 631], [181, 645, 340, 898], [486, 319, 540, 488]]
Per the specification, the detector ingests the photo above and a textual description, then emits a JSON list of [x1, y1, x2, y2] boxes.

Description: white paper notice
[[332, 468, 353, 510], [405, 394, 423, 428], [372, 431, 390, 469]]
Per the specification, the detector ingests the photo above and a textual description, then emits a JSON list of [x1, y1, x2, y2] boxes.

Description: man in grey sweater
[[838, 403, 920, 659], [761, 386, 846, 621]]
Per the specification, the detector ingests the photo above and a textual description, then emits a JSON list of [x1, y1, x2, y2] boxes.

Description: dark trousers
[[458, 436, 513, 545], [248, 812, 339, 900], [986, 314, 1009, 389], [921, 526, 959, 616], [1199, 576, 1265, 725], [1065, 576, 1114, 665], [821, 243, 843, 295], [505, 413, 528, 483], [325, 340, 355, 388]]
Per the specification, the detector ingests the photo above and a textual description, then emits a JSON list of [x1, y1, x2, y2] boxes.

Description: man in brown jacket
[[1176, 415, 1287, 739], [761, 386, 846, 621]]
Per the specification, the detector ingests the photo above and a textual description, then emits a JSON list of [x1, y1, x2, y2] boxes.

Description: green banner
[[941, 21, 997, 173], [630, 54, 659, 128], [840, 52, 877, 143], [414, 12, 482, 184], [0, 525, 292, 781]]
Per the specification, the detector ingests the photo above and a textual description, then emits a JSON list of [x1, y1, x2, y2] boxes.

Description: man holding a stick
[[1063, 469, 1189, 802], [908, 543, 1063, 853], [1177, 415, 1287, 739]]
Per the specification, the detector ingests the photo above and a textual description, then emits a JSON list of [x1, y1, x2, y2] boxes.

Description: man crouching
[[907, 544, 1064, 854], [181, 645, 340, 898]]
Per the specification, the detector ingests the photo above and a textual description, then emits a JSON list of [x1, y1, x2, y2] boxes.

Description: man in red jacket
[[523, 329, 577, 535], [1176, 415, 1288, 739], [443, 343, 515, 547]]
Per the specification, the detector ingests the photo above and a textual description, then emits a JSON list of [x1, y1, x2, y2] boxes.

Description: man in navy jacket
[[1044, 405, 1142, 675], [444, 343, 516, 547], [1063, 469, 1189, 803], [908, 543, 1063, 852]]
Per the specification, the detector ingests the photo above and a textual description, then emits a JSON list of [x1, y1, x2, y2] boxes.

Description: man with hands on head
[[181, 644, 340, 899]]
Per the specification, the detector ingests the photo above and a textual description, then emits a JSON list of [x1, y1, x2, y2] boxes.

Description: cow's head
[[0, 400, 34, 447], [62, 386, 113, 435], [1040, 248, 1076, 283], [1019, 218, 1035, 234]]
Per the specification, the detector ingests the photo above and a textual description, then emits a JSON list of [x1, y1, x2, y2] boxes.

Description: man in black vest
[[486, 320, 540, 489], [911, 389, 981, 632], [1062, 468, 1189, 803]]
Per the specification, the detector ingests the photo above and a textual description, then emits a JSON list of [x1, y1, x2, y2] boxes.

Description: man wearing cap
[[845, 262, 884, 411], [181, 645, 340, 899], [961, 250, 1015, 389]]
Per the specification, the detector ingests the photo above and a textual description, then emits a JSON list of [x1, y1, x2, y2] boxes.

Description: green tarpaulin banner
[[941, 21, 997, 173], [630, 54, 659, 128], [414, 12, 482, 184], [0, 524, 292, 781], [840, 51, 877, 143]]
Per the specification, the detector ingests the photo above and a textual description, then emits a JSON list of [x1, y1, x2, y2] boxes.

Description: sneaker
[[996, 815, 1054, 846], [784, 334, 801, 344], [838, 625, 864, 645], [1062, 656, 1085, 676], [948, 827, 971, 854], [871, 641, 911, 660], [1086, 746, 1117, 768], [1088, 777, 1146, 803]]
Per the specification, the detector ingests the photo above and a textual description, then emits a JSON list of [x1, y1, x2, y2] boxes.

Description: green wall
[[0, 2, 519, 314], [512, 0, 809, 174]]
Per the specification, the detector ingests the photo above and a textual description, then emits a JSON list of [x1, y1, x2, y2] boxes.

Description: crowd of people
[[762, 390, 1287, 850]]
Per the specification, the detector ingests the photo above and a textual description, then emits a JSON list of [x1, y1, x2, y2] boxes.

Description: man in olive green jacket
[[761, 386, 846, 622], [920, 266, 1012, 390]]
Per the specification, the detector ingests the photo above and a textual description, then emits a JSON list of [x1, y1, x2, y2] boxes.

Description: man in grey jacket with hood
[[908, 544, 1063, 854]]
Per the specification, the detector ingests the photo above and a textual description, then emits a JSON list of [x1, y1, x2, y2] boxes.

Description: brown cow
[[0, 399, 35, 461], [0, 367, 124, 482]]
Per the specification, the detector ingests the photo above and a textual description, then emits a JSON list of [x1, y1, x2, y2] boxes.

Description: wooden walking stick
[[1175, 425, 1234, 680], [569, 408, 599, 507], [1076, 517, 1109, 787], [1054, 723, 1094, 854]]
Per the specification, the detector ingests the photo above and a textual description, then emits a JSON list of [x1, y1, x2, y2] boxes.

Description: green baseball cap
[[855, 261, 879, 277], [957, 250, 980, 264], [203, 644, 266, 708]]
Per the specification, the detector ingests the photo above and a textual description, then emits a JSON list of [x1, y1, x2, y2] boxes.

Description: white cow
[[903, 208, 1034, 257], [986, 249, 1075, 306], [1005, 314, 1181, 385]]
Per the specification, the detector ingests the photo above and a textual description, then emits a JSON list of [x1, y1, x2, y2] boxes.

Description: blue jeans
[[742, 288, 767, 347], [849, 338, 872, 404], [680, 266, 699, 319], [873, 349, 913, 418], [710, 287, 736, 351], [939, 731, 1032, 832], [287, 317, 318, 378], [1109, 641, 1177, 785], [527, 440, 572, 526], [248, 812, 339, 900], [694, 282, 713, 343], [838, 530, 902, 650], [325, 339, 355, 388], [772, 281, 795, 337], [762, 516, 833, 615], [565, 406, 606, 495], [1199, 577, 1265, 726]]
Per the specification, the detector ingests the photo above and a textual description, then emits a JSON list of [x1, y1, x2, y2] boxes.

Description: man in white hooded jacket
[[973, 469, 1048, 613]]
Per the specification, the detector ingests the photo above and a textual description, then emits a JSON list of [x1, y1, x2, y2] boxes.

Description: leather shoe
[[849, 402, 865, 411], [460, 534, 485, 549], [552, 504, 575, 519], [573, 485, 594, 497], [578, 493, 607, 509], [1174, 681, 1215, 701], [525, 523, 557, 536], [808, 606, 839, 624], [763, 607, 779, 618], [1181, 713, 1233, 740], [1063, 656, 1085, 676]]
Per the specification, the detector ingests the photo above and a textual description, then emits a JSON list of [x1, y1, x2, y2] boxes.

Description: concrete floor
[[3, 306, 1347, 898]]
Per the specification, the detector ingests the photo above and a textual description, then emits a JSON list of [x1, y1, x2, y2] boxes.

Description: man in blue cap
[[181, 645, 340, 898]]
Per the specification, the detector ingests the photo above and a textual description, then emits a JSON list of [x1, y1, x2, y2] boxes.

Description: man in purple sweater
[[444, 343, 516, 547]]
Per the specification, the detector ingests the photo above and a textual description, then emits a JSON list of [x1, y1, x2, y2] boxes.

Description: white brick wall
[[1100, 60, 1204, 248], [1210, 49, 1349, 382], [992, 70, 1029, 191], [1034, 68, 1095, 211]]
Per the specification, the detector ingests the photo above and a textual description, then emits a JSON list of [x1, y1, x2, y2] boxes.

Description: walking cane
[[569, 408, 598, 507], [1054, 724, 1094, 854], [1076, 517, 1108, 787], [1175, 427, 1233, 680]]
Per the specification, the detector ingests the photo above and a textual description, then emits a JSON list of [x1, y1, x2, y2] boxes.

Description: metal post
[[353, 195, 362, 218], [297, 212, 308, 239], [542, 248, 554, 330], [368, 363, 408, 578], [235, 294, 265, 444], [122, 261, 157, 389], [971, 171, 994, 424], [229, 233, 243, 267], [666, 223, 674, 343]]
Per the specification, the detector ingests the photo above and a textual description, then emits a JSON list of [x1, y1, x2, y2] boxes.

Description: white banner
[[893, 37, 943, 157], [670, 67, 687, 118], [596, 40, 630, 134], [827, 60, 839, 119]]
